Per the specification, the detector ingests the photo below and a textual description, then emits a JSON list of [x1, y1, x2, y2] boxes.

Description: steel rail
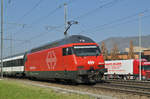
[[105, 79, 150, 86], [94, 85, 150, 97]]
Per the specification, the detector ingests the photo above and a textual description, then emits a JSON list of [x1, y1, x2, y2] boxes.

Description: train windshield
[[142, 66, 150, 70], [73, 45, 101, 56]]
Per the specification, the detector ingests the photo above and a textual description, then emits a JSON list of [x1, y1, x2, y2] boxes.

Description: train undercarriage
[[76, 68, 107, 84]]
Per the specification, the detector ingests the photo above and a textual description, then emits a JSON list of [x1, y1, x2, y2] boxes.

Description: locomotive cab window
[[63, 47, 73, 56], [73, 45, 101, 56], [141, 65, 150, 70]]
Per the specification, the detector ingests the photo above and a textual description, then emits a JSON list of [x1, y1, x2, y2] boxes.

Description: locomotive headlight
[[77, 66, 84, 70]]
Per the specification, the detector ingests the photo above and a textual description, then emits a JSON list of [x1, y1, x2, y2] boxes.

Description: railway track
[[93, 79, 150, 97], [105, 79, 150, 86]]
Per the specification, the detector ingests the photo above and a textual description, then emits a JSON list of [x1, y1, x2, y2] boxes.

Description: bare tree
[[110, 43, 119, 60], [101, 42, 108, 60], [128, 40, 135, 59]]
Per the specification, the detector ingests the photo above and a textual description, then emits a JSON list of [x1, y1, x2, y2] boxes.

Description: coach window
[[20, 59, 23, 66], [63, 47, 73, 56], [11, 60, 14, 66], [5, 61, 8, 67], [8, 61, 10, 66], [17, 59, 20, 66], [16, 60, 19, 66], [3, 62, 6, 67]]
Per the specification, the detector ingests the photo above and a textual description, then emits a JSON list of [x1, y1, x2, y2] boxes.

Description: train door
[[62, 47, 74, 71]]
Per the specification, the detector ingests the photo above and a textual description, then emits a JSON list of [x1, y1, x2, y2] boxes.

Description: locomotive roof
[[30, 35, 95, 53]]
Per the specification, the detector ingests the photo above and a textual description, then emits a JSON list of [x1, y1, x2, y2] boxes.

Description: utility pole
[[139, 14, 143, 81], [1, 0, 4, 78], [10, 33, 13, 56], [10, 33, 13, 72], [64, 3, 67, 36]]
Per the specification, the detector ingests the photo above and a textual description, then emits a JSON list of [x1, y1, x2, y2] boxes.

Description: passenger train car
[[1, 35, 107, 84], [1, 53, 24, 77]]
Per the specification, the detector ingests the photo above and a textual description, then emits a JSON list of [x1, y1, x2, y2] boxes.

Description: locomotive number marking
[[88, 61, 95, 65], [46, 51, 57, 69]]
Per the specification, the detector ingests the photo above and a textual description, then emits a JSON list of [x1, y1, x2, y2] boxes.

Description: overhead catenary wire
[[4, 22, 31, 32], [17, 0, 45, 22], [10, 0, 76, 37], [11, 25, 65, 53], [4, 37, 31, 56], [76, 14, 150, 44], [5, 0, 45, 36], [5, 0, 150, 57], [72, 0, 121, 20], [5, 22, 27, 27], [30, 0, 77, 25], [4, 38, 30, 42], [8, 0, 77, 52], [4, 0, 133, 42], [9, 0, 111, 42], [25, 0, 121, 41], [77, 9, 149, 34], [95, 14, 150, 33], [66, 0, 122, 35], [16, 26, 63, 46], [7, 0, 122, 53], [13, 10, 150, 51]]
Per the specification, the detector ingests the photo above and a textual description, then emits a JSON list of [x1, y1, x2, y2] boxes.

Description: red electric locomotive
[[24, 35, 107, 84]]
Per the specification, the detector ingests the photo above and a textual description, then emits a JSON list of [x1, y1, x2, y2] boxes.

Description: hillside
[[99, 35, 150, 52]]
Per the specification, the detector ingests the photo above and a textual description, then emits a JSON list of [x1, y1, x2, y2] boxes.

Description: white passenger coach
[[0, 54, 24, 77]]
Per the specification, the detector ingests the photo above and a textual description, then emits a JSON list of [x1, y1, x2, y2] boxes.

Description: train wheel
[[123, 76, 127, 80], [95, 73, 103, 82], [55, 78, 60, 83]]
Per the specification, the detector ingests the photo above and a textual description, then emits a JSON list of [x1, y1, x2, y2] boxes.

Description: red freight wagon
[[105, 59, 150, 80], [24, 35, 107, 84]]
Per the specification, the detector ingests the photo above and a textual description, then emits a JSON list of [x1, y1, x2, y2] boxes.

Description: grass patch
[[0, 79, 93, 99]]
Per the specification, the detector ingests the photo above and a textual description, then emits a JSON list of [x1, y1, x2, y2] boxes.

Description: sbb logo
[[46, 51, 57, 69], [88, 61, 95, 65]]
